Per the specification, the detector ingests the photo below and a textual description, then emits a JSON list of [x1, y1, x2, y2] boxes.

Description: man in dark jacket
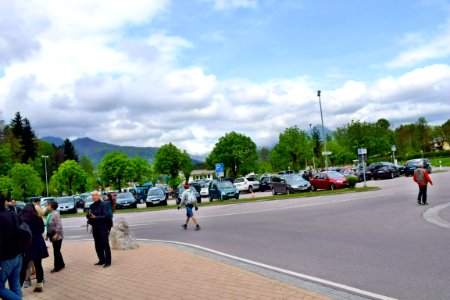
[[87, 191, 112, 268], [0, 194, 23, 300]]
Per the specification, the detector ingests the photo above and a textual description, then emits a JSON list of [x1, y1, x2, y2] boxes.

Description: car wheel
[[209, 195, 213, 202], [330, 183, 336, 190], [146, 203, 151, 208], [390, 172, 394, 179], [311, 185, 316, 191], [272, 188, 276, 195], [286, 188, 290, 195], [161, 200, 167, 206], [248, 186, 253, 193], [235, 194, 239, 200]]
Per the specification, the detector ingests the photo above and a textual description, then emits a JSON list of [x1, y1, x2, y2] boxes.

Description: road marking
[[138, 238, 397, 300], [423, 202, 450, 229]]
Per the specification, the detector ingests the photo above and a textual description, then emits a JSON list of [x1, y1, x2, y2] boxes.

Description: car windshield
[[234, 178, 245, 183], [219, 181, 235, 188], [407, 161, 419, 167], [148, 189, 164, 196], [117, 192, 133, 199], [56, 197, 73, 204], [327, 171, 345, 179]]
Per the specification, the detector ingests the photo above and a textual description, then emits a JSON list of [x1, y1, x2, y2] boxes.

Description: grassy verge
[[62, 186, 379, 218]]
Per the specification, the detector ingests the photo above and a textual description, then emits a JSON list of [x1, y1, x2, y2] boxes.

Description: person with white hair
[[413, 161, 433, 205]]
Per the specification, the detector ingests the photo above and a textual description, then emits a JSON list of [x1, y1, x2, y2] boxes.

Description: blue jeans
[[0, 254, 23, 300]]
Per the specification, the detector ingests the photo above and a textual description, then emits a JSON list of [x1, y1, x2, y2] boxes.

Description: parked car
[[259, 175, 275, 192], [372, 163, 400, 179], [197, 181, 209, 197], [176, 184, 201, 205], [154, 184, 169, 200], [404, 158, 432, 177], [209, 180, 239, 201], [74, 195, 85, 209], [310, 171, 348, 191], [55, 196, 77, 214], [271, 174, 311, 195], [145, 187, 167, 207], [40, 197, 55, 209], [83, 196, 94, 213], [234, 176, 260, 193], [115, 192, 138, 209]]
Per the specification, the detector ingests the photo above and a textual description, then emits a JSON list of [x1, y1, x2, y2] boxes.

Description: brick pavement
[[22, 241, 332, 300]]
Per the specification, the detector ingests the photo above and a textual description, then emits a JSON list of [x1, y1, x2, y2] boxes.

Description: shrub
[[346, 175, 358, 188]]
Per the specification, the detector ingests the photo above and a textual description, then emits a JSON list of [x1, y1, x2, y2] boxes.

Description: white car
[[234, 177, 260, 193]]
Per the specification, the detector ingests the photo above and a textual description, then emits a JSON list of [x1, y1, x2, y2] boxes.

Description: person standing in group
[[103, 193, 115, 230], [0, 194, 23, 300], [413, 162, 433, 205], [33, 198, 46, 218], [46, 201, 65, 273], [19, 204, 48, 293], [8, 199, 22, 214], [87, 190, 112, 268], [178, 183, 201, 230]]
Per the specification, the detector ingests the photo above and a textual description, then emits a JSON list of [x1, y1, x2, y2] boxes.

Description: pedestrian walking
[[0, 194, 23, 300], [87, 190, 112, 268], [413, 162, 433, 205], [19, 204, 48, 293], [178, 183, 201, 230], [46, 201, 65, 273]]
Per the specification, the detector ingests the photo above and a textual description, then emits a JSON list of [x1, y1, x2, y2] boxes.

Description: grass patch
[[61, 186, 379, 218]]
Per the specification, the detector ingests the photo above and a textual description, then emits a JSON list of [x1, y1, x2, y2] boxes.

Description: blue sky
[[0, 0, 450, 157]]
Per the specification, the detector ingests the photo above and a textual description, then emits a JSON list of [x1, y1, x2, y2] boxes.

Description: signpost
[[215, 163, 224, 178], [391, 145, 397, 164], [358, 148, 367, 187]]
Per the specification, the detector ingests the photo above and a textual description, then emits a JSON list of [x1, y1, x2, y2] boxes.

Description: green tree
[[10, 112, 24, 138], [10, 163, 43, 200], [21, 118, 38, 162], [50, 160, 88, 195], [0, 176, 13, 199], [153, 143, 184, 187], [80, 155, 95, 174], [0, 144, 13, 176], [270, 126, 310, 171], [442, 119, 450, 140], [130, 156, 152, 185], [206, 132, 258, 178], [61, 138, 79, 162], [180, 150, 194, 183], [98, 151, 135, 191]]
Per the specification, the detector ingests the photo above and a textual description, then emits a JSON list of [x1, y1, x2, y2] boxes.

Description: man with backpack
[[178, 183, 201, 230], [0, 194, 23, 300]]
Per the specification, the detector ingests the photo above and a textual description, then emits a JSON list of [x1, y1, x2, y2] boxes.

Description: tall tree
[[10, 112, 24, 138], [61, 138, 79, 162], [21, 118, 38, 162], [10, 163, 43, 200], [270, 126, 309, 171], [180, 150, 195, 183], [98, 151, 135, 191], [206, 132, 258, 178], [130, 156, 152, 185], [153, 143, 184, 187], [50, 160, 88, 195]]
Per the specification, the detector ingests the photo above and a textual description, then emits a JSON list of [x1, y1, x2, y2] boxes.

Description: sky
[[1, 0, 450, 158]]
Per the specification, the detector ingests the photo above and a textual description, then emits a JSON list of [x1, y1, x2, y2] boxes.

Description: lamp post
[[317, 90, 328, 169], [42, 155, 49, 197], [309, 123, 316, 169]]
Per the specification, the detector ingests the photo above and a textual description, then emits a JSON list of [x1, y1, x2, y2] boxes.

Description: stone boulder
[[110, 217, 139, 250]]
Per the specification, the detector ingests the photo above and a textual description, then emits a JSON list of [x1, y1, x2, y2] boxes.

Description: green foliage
[[0, 176, 13, 198], [98, 151, 135, 191], [10, 163, 43, 200], [153, 143, 184, 186], [0, 145, 13, 176], [346, 175, 358, 188], [50, 160, 88, 195], [130, 156, 152, 185], [79, 155, 95, 174], [61, 138, 79, 162], [206, 131, 258, 178], [270, 126, 309, 171], [180, 150, 194, 184]]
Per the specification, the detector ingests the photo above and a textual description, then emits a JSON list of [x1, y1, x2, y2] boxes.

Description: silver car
[[145, 188, 167, 207], [115, 192, 137, 209], [55, 196, 77, 214]]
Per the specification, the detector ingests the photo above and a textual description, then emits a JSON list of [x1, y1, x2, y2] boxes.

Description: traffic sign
[[322, 151, 332, 156], [391, 145, 396, 151], [215, 163, 224, 177], [357, 148, 367, 155]]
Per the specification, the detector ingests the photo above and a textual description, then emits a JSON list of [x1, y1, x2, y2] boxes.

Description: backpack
[[11, 211, 32, 253], [186, 191, 197, 205]]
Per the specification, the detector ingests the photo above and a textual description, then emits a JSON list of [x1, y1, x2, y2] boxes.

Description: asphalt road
[[64, 171, 450, 300]]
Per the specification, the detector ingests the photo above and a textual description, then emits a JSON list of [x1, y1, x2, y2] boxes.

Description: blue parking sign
[[215, 163, 224, 177]]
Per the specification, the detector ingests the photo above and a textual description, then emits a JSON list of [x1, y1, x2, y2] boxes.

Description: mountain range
[[40, 137, 204, 166]]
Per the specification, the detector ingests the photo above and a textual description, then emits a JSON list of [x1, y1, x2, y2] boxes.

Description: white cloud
[[204, 0, 258, 10]]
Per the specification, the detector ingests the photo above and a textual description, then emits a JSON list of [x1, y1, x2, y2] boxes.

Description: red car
[[310, 171, 348, 191]]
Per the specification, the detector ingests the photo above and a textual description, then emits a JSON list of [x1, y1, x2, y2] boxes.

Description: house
[[431, 137, 450, 151], [188, 169, 214, 182]]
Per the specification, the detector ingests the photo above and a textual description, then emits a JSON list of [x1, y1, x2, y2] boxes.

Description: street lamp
[[309, 123, 316, 169], [42, 155, 49, 197], [317, 90, 328, 169]]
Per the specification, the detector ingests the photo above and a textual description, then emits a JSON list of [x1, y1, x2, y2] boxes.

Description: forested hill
[[41, 136, 203, 166]]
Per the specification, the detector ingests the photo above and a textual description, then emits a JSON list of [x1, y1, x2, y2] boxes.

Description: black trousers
[[93, 228, 111, 264], [20, 257, 43, 285], [418, 185, 428, 204], [52, 239, 65, 270]]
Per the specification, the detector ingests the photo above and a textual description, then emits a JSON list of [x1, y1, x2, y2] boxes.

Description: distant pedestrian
[[8, 199, 22, 214], [0, 194, 23, 300], [33, 198, 46, 218], [178, 183, 201, 230], [20, 204, 49, 293], [87, 190, 112, 268], [413, 162, 433, 205], [46, 201, 65, 273]]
